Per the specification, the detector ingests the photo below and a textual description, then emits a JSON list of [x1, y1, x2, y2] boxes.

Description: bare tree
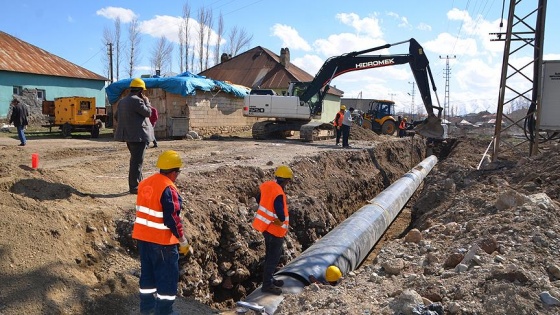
[[126, 19, 141, 78], [150, 36, 174, 75], [114, 18, 122, 80], [226, 26, 253, 56], [197, 7, 207, 72], [214, 13, 224, 65], [204, 8, 213, 70], [185, 2, 192, 71], [178, 24, 185, 73]]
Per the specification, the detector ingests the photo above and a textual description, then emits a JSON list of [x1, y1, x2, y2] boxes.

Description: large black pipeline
[[239, 155, 438, 314]]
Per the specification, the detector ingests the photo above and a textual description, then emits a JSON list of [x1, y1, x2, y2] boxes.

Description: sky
[[1, 0, 559, 116]]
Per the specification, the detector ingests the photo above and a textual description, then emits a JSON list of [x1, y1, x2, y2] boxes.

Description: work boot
[[261, 285, 282, 295]]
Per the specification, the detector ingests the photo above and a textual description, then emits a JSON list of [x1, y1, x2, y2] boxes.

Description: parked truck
[[42, 96, 107, 138]]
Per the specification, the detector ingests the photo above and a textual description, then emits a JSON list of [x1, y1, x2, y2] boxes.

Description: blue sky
[[1, 0, 558, 115]]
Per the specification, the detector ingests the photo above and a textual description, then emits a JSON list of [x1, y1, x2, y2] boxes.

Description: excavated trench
[[116, 137, 456, 310]]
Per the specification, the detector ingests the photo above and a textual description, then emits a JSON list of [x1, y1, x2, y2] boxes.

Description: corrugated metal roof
[[0, 31, 107, 81], [200, 46, 343, 96]]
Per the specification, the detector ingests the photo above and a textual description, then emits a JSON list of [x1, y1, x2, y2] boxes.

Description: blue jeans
[[262, 231, 284, 288], [137, 240, 179, 315], [16, 125, 26, 145], [341, 124, 350, 147]]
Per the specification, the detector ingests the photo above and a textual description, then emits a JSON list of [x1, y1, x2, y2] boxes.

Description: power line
[[440, 55, 456, 120]]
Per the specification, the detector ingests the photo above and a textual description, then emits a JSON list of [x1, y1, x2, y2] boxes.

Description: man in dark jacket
[[114, 78, 154, 194], [9, 98, 29, 146]]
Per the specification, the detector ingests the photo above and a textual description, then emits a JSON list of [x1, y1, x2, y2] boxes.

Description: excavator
[[242, 38, 444, 141]]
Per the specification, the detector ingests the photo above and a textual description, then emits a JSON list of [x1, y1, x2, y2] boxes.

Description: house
[[106, 73, 253, 139], [0, 31, 107, 118], [200, 46, 344, 124]]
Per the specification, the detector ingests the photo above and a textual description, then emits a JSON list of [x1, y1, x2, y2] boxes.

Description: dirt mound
[[349, 123, 382, 140], [279, 138, 560, 314]]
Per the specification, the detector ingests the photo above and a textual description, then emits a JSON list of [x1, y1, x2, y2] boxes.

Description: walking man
[[132, 150, 193, 315], [114, 78, 154, 194], [333, 105, 345, 146], [341, 107, 354, 148], [252, 165, 293, 295], [9, 98, 29, 146]]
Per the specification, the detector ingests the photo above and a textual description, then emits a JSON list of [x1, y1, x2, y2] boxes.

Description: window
[[13, 86, 22, 95], [36, 89, 46, 100]]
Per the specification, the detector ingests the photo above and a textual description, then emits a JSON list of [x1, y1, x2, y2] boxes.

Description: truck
[[361, 99, 398, 135], [242, 38, 444, 141], [42, 96, 107, 138]]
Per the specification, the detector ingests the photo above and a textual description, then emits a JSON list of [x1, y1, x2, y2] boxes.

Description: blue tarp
[[105, 72, 250, 104]]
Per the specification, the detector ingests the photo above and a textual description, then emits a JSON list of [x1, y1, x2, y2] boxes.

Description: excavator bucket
[[414, 115, 444, 139]]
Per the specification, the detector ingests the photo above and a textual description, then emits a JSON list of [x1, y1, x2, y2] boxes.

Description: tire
[[61, 123, 72, 138], [91, 120, 102, 138], [361, 119, 373, 131], [381, 121, 396, 135]]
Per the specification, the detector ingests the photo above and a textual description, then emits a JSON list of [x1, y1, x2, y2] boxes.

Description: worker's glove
[[179, 241, 193, 256]]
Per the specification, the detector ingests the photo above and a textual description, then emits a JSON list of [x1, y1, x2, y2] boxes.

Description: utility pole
[[388, 93, 396, 101], [408, 82, 415, 120], [107, 42, 114, 82], [439, 55, 456, 121], [490, 0, 547, 161]]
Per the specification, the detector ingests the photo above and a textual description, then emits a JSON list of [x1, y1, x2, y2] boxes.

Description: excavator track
[[300, 122, 335, 142], [252, 120, 334, 142]]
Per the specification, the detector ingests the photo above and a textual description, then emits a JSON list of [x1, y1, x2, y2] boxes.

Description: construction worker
[[341, 107, 355, 148], [132, 150, 192, 315], [398, 117, 408, 138], [333, 105, 345, 146], [252, 165, 293, 295], [114, 78, 154, 194]]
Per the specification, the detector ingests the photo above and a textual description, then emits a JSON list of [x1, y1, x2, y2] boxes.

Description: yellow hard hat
[[130, 78, 146, 90], [156, 150, 183, 170], [325, 265, 342, 282], [340, 105, 346, 110], [274, 165, 293, 179]]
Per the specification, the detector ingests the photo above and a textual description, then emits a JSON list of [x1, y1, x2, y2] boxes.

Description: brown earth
[[0, 123, 559, 315]]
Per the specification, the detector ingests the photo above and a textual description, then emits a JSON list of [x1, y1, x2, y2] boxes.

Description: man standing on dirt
[[114, 78, 154, 194], [9, 98, 29, 146], [341, 107, 354, 148], [252, 165, 293, 295], [333, 105, 345, 146], [132, 150, 192, 315]]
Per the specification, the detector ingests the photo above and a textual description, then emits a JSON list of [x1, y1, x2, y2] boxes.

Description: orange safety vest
[[333, 112, 344, 127], [252, 181, 289, 237], [399, 120, 407, 130], [132, 173, 180, 245]]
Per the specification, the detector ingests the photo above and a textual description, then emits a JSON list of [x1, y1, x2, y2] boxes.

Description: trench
[[115, 137, 456, 311]]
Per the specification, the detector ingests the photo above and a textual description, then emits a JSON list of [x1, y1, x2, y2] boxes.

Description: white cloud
[[423, 33, 478, 56], [139, 15, 185, 43], [96, 7, 137, 23], [270, 24, 311, 51], [67, 16, 74, 23], [336, 13, 383, 38], [313, 33, 387, 58], [417, 22, 432, 31], [385, 11, 411, 29]]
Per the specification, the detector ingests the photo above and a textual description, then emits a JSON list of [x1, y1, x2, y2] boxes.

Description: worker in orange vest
[[333, 105, 346, 146], [132, 150, 192, 315], [252, 165, 294, 295], [398, 117, 408, 138]]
